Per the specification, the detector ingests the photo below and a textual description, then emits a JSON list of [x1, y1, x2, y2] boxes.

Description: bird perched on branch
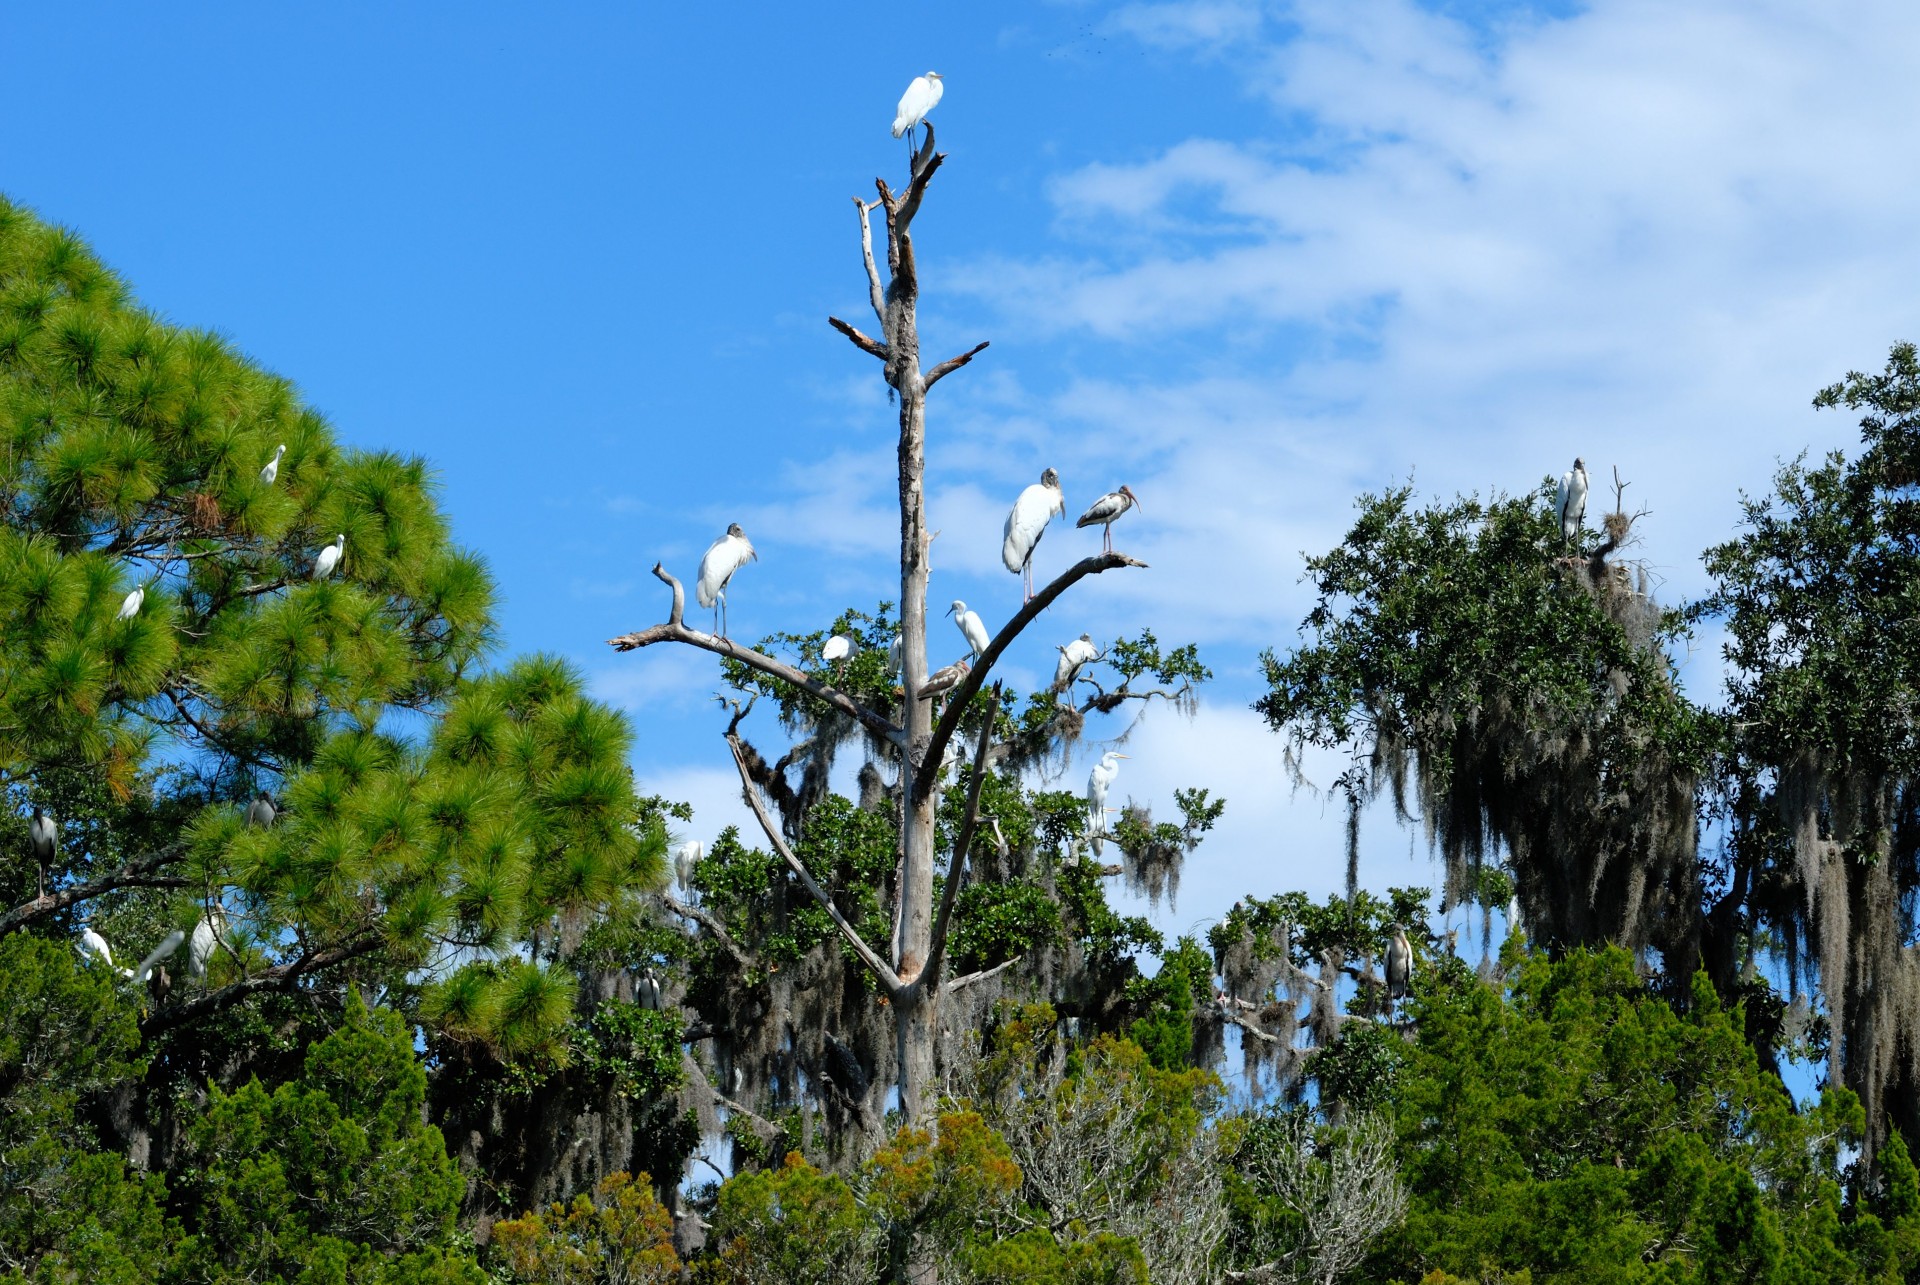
[[116, 582, 147, 621], [1003, 468, 1065, 603], [1385, 923, 1413, 1008], [918, 658, 970, 701], [189, 908, 228, 983], [1076, 485, 1141, 553], [1556, 458, 1588, 544], [1086, 751, 1127, 854], [822, 634, 853, 665], [245, 791, 276, 829], [28, 806, 55, 901], [892, 71, 944, 144], [1054, 634, 1100, 694], [947, 600, 990, 659], [697, 523, 756, 638], [674, 840, 702, 893], [637, 966, 664, 1011], [313, 534, 345, 580], [260, 443, 286, 486], [78, 924, 117, 971]]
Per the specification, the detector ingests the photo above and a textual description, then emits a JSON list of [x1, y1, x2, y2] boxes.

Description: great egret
[[313, 534, 345, 580], [892, 71, 944, 144], [1556, 458, 1588, 543], [946, 600, 990, 659], [822, 634, 853, 665], [696, 523, 757, 638], [245, 791, 277, 829], [1385, 923, 1413, 1008], [28, 806, 55, 900], [131, 929, 186, 985], [1075, 485, 1141, 553], [1003, 468, 1066, 602], [637, 966, 663, 1011], [260, 444, 287, 486], [116, 583, 146, 621], [674, 840, 703, 892], [188, 908, 227, 983], [918, 658, 970, 701], [1053, 634, 1100, 693], [78, 925, 116, 971], [1086, 751, 1127, 853]]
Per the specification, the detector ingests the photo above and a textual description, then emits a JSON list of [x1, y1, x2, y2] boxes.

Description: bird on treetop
[[1003, 468, 1066, 603], [1557, 458, 1588, 545], [892, 72, 944, 144], [696, 523, 756, 639]]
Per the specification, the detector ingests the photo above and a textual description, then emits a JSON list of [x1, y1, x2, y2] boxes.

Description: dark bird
[[146, 963, 171, 1006], [1075, 485, 1141, 553]]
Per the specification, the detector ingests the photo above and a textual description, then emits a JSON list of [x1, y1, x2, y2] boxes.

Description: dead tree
[[608, 126, 1145, 1119]]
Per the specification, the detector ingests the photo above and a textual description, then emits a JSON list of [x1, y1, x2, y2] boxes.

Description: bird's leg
[[1104, 526, 1113, 554]]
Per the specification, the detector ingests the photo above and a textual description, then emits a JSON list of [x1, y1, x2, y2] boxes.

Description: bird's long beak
[[944, 604, 956, 616], [1116, 753, 1130, 759]]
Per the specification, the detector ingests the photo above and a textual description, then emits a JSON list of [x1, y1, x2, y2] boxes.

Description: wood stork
[[260, 444, 287, 486], [1075, 486, 1141, 553], [822, 634, 853, 665], [892, 71, 944, 143], [674, 840, 703, 892], [78, 924, 118, 972], [1385, 923, 1413, 1006], [28, 806, 55, 900], [918, 658, 970, 701], [245, 791, 277, 829], [1556, 458, 1588, 543], [887, 634, 904, 679], [947, 600, 990, 659], [1086, 751, 1127, 853], [1053, 634, 1100, 693], [1003, 468, 1065, 602], [313, 534, 345, 580], [637, 966, 664, 1011], [116, 583, 146, 621], [130, 929, 185, 985], [696, 523, 757, 638], [188, 908, 227, 983]]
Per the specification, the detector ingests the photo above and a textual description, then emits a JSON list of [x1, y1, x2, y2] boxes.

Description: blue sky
[[9, 1, 1920, 946]]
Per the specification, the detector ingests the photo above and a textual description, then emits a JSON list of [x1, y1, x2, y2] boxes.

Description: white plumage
[[674, 840, 703, 892], [188, 909, 226, 982], [887, 634, 904, 678], [892, 72, 944, 139], [131, 929, 186, 984], [1003, 467, 1066, 602], [260, 443, 287, 486], [637, 967, 664, 1011], [1053, 634, 1100, 693], [1085, 751, 1127, 854], [1385, 924, 1413, 1001], [947, 600, 990, 659], [246, 791, 277, 829], [313, 534, 345, 581], [1556, 458, 1588, 543], [822, 634, 853, 664], [116, 584, 145, 621], [78, 925, 115, 970], [29, 807, 56, 900], [1075, 485, 1141, 553], [696, 523, 757, 637]]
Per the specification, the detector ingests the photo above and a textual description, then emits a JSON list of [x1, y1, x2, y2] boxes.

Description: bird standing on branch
[[1557, 458, 1588, 544], [28, 806, 55, 901], [1086, 751, 1127, 854], [313, 535, 345, 580], [1003, 468, 1065, 603], [947, 600, 990, 659], [696, 523, 756, 638], [245, 791, 277, 829], [919, 658, 970, 702], [1076, 485, 1141, 553], [822, 634, 853, 666], [1053, 634, 1100, 694], [260, 443, 287, 486], [1385, 923, 1413, 1012], [78, 924, 117, 972], [892, 71, 944, 147], [116, 582, 147, 621], [189, 908, 227, 983]]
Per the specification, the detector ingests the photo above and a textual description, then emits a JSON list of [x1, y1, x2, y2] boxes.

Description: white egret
[[29, 806, 56, 900], [260, 443, 287, 486], [188, 908, 227, 983], [674, 840, 703, 892], [891, 71, 944, 143], [116, 583, 146, 621], [1003, 467, 1066, 602], [946, 600, 990, 659], [313, 534, 345, 581], [1075, 485, 1141, 554], [1053, 634, 1100, 693], [1556, 458, 1588, 543], [78, 924, 116, 971], [918, 658, 970, 701], [696, 523, 757, 638], [1085, 751, 1127, 853], [131, 929, 186, 985], [1385, 923, 1413, 1006], [245, 790, 276, 829], [822, 634, 853, 665]]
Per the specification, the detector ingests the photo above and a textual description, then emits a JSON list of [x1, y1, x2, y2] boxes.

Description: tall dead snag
[[609, 125, 1144, 1120]]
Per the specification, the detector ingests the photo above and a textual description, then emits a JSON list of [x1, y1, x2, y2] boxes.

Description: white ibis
[[28, 806, 56, 900], [245, 791, 276, 829], [822, 634, 853, 665], [1075, 486, 1141, 553], [918, 658, 970, 701], [260, 444, 287, 486], [1385, 923, 1413, 1005], [892, 71, 944, 144], [1003, 468, 1066, 603], [1556, 458, 1588, 544], [1086, 751, 1127, 853], [130, 929, 186, 984], [947, 600, 990, 659], [1053, 634, 1100, 693], [116, 583, 146, 621], [696, 523, 757, 638], [78, 924, 117, 971], [674, 840, 703, 892], [313, 535, 345, 581]]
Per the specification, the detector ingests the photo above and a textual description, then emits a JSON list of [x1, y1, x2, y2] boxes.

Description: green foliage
[[1125, 935, 1213, 1070], [697, 1153, 875, 1285], [948, 880, 1062, 974], [490, 1173, 679, 1285], [571, 1000, 685, 1101]]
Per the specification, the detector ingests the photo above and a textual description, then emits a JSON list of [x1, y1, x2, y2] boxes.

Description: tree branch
[[855, 197, 885, 325], [140, 931, 381, 1037], [828, 316, 888, 361], [925, 341, 989, 391], [948, 955, 1023, 992], [608, 564, 905, 747], [725, 733, 903, 994], [915, 551, 1148, 800], [660, 892, 753, 970], [0, 846, 188, 937], [922, 686, 1003, 988]]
